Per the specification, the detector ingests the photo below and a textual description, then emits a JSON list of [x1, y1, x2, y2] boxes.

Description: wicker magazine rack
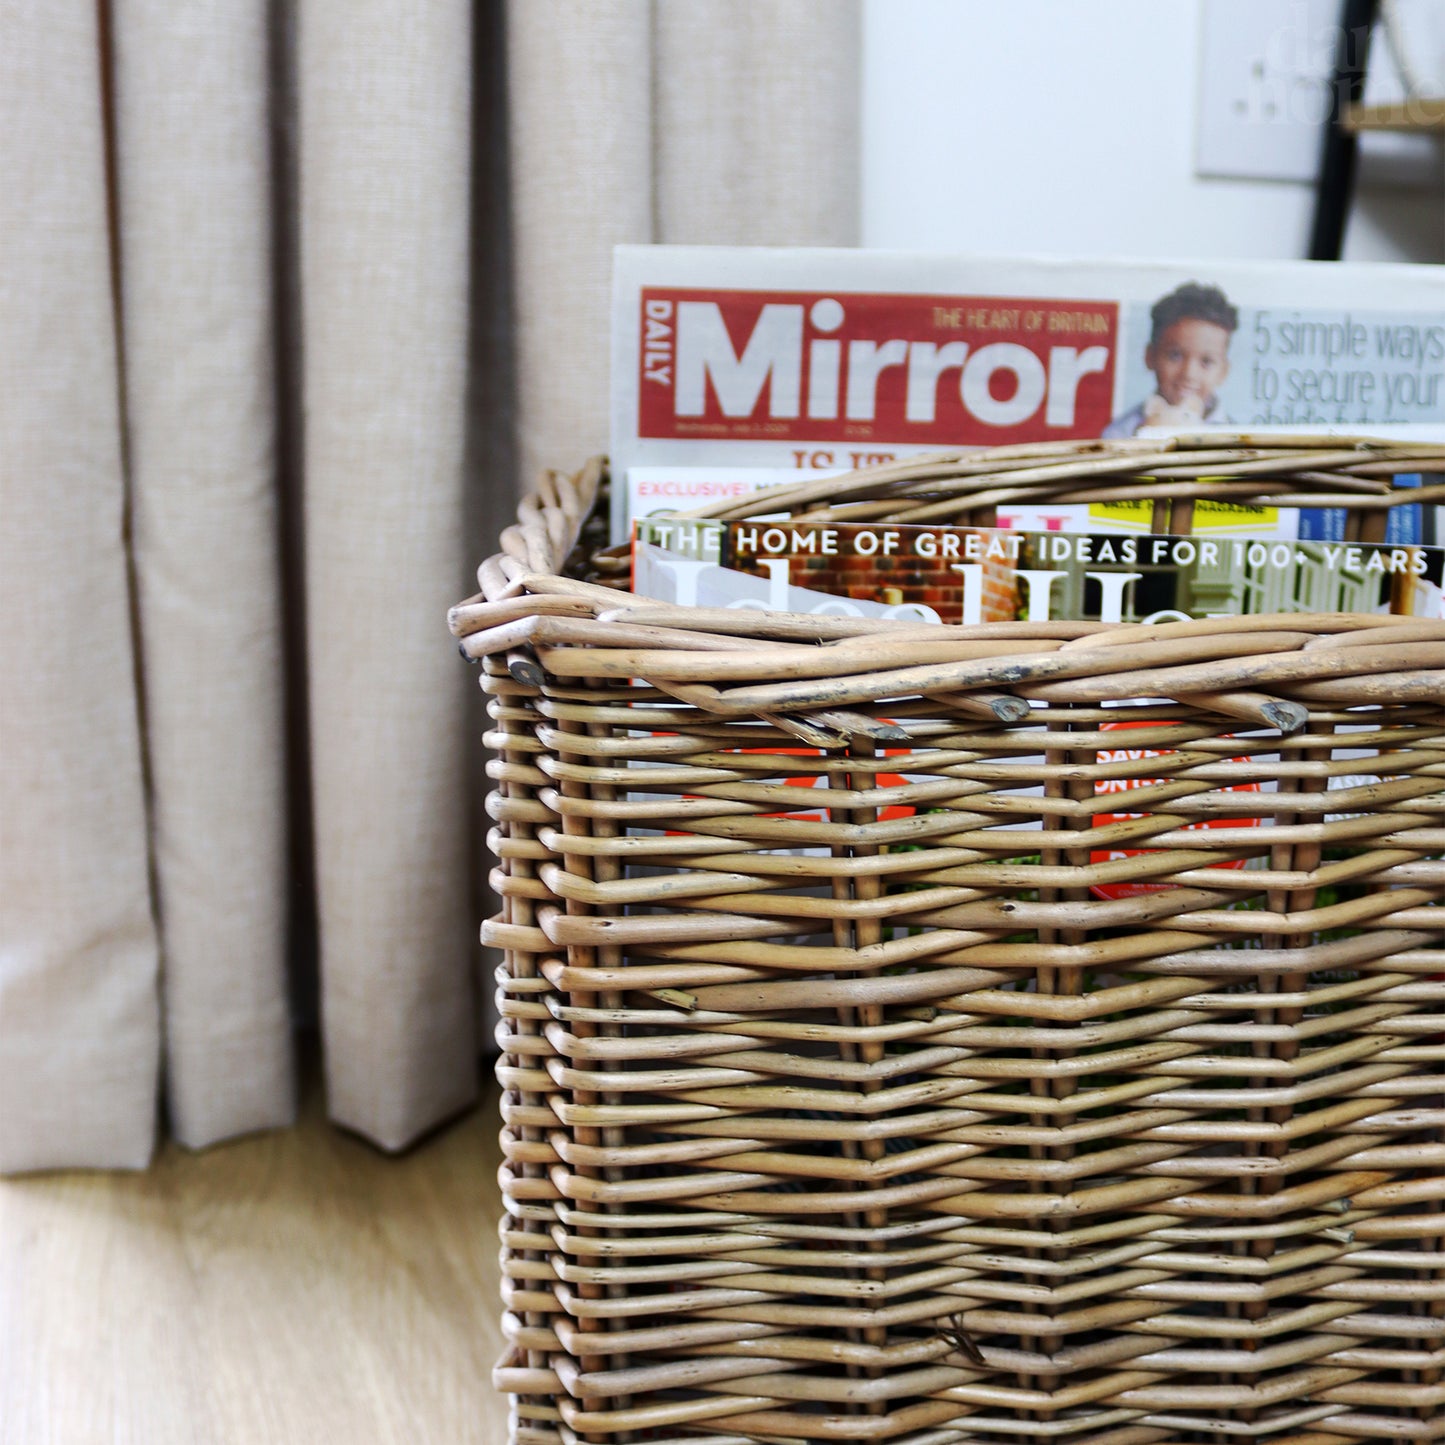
[[455, 437, 1445, 1445]]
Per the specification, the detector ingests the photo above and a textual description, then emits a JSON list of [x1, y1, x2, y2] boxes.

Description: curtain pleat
[[0, 0, 162, 1171], [298, 0, 479, 1150], [506, 0, 861, 487], [112, 0, 295, 1148], [505, 0, 654, 491], [654, 0, 861, 245]]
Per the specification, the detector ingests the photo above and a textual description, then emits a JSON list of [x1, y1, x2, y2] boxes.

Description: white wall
[[862, 0, 1443, 264]]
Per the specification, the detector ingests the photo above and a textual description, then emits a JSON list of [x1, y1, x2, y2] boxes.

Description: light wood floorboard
[[0, 1072, 511, 1444]]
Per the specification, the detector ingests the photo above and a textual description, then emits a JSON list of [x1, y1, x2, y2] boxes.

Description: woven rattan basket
[[456, 437, 1445, 1445]]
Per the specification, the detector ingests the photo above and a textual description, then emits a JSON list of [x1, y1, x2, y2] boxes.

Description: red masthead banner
[[637, 287, 1119, 447]]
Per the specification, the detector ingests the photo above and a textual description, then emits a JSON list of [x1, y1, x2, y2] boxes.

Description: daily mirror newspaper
[[610, 246, 1445, 540]]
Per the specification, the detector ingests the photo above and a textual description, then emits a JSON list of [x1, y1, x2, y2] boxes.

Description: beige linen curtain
[[113, 0, 294, 1150], [0, 0, 859, 1171], [1, 0, 161, 1170]]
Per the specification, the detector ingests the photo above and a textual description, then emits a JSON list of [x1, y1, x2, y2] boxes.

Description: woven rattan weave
[[457, 437, 1445, 1445]]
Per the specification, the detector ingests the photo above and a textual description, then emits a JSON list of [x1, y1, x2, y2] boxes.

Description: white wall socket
[[1196, 0, 1442, 187], [1198, 0, 1346, 182]]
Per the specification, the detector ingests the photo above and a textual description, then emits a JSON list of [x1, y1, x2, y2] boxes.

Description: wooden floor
[[0, 1072, 511, 1444]]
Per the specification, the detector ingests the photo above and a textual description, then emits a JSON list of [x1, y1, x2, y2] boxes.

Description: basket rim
[[456, 439, 1445, 738]]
